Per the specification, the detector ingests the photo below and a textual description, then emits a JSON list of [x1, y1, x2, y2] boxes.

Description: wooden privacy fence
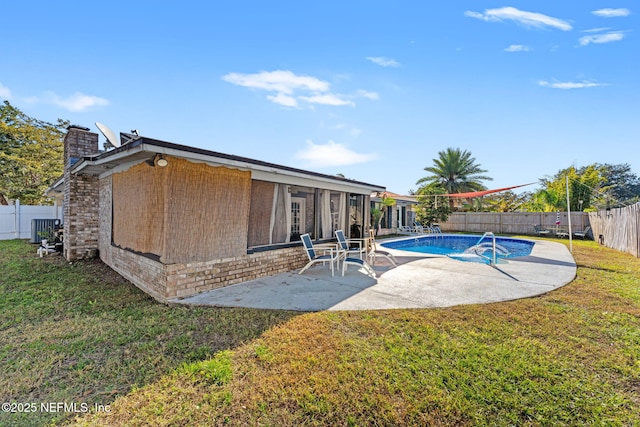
[[588, 203, 640, 258], [438, 212, 590, 236], [0, 201, 62, 240]]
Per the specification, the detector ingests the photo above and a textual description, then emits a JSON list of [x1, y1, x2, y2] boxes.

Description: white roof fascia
[[69, 144, 147, 175], [138, 144, 383, 194], [71, 143, 383, 195]]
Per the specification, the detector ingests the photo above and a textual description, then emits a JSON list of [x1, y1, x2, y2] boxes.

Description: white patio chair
[[299, 233, 339, 276], [335, 230, 376, 277], [335, 229, 368, 260]]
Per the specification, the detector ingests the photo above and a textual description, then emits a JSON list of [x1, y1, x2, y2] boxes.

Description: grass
[[1, 238, 639, 426], [0, 240, 297, 426]]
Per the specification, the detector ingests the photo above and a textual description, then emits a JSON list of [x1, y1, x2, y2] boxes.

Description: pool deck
[[172, 238, 576, 312]]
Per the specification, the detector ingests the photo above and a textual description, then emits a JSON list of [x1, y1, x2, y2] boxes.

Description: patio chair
[[573, 226, 591, 240], [534, 224, 551, 236], [335, 230, 377, 277], [414, 221, 438, 234], [341, 255, 377, 278], [335, 229, 367, 260], [367, 229, 397, 266], [299, 233, 339, 276], [397, 225, 415, 234]]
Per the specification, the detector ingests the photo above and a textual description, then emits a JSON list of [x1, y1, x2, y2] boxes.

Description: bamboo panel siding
[[113, 157, 252, 264], [247, 180, 275, 247], [113, 161, 165, 256], [589, 204, 640, 258], [162, 158, 251, 264], [98, 176, 113, 266]]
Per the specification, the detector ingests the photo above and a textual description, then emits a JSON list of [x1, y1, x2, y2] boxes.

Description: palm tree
[[416, 148, 492, 209], [371, 194, 396, 234]]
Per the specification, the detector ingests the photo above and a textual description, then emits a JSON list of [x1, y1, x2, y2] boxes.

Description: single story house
[[48, 126, 384, 302], [370, 191, 419, 234]]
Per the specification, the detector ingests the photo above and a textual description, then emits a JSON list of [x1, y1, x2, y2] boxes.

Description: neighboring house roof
[[371, 191, 418, 204], [48, 133, 385, 196]]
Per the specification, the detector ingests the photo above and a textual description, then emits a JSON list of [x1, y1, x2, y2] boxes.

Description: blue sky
[[2, 1, 638, 195]]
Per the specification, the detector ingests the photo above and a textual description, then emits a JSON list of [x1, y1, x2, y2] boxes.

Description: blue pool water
[[381, 234, 535, 263]]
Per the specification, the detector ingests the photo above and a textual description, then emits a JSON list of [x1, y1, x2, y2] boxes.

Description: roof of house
[[48, 132, 385, 196], [370, 191, 418, 204]]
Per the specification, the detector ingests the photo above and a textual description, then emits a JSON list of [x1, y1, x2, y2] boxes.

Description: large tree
[[414, 184, 452, 225], [416, 147, 492, 209], [597, 163, 640, 206], [0, 101, 68, 204], [528, 165, 606, 212], [475, 191, 530, 212]]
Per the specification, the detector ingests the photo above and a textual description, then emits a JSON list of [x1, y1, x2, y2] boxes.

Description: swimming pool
[[381, 234, 535, 264]]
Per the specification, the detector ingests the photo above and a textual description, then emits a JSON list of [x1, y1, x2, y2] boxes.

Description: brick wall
[[103, 237, 308, 302], [166, 247, 308, 299], [63, 127, 100, 260], [109, 246, 168, 301], [97, 164, 309, 302]]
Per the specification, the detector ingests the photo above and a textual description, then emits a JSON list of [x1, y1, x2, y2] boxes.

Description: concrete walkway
[[172, 239, 576, 311]]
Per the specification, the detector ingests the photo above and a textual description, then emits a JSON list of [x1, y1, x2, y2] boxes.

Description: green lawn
[[0, 240, 296, 426], [1, 238, 639, 426]]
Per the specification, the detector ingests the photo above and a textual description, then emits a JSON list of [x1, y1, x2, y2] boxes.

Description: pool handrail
[[474, 232, 497, 265]]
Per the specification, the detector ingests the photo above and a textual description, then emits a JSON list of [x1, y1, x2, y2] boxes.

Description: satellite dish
[[95, 122, 121, 148]]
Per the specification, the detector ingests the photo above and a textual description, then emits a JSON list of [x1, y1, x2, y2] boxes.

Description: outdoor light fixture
[[153, 154, 168, 167]]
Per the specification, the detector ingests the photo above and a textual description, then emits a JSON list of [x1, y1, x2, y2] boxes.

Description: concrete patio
[[171, 239, 576, 311]]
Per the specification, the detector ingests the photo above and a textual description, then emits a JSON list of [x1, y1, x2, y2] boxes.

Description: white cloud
[[50, 92, 109, 113], [222, 70, 329, 94], [0, 82, 11, 99], [26, 91, 109, 112], [579, 31, 625, 45], [267, 93, 298, 107], [464, 11, 485, 20], [44, 92, 110, 112], [223, 69, 377, 109], [465, 7, 572, 31], [538, 80, 608, 89], [299, 94, 355, 107], [356, 89, 379, 100], [505, 44, 530, 52], [592, 8, 630, 18], [1, 86, 109, 112], [582, 27, 611, 33], [366, 56, 400, 67], [295, 140, 377, 168]]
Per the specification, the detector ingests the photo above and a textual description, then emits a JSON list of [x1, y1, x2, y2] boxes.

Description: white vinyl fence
[[0, 201, 63, 241]]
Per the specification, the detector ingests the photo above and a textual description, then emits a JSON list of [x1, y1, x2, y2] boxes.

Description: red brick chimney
[[63, 125, 100, 260]]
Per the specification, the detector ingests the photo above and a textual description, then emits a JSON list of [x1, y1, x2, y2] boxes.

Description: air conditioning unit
[[30, 219, 62, 243]]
